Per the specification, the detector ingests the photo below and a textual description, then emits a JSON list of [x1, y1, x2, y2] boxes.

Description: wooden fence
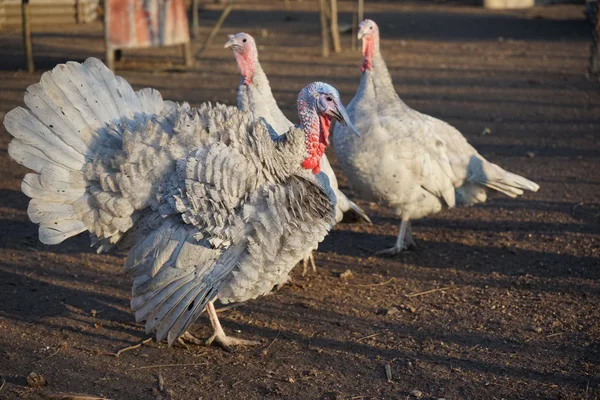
[[0, 0, 98, 29]]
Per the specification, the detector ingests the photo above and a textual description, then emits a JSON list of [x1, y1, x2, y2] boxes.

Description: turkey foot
[[376, 219, 416, 256], [302, 252, 317, 276], [205, 301, 259, 352], [176, 331, 204, 349], [206, 328, 260, 352]]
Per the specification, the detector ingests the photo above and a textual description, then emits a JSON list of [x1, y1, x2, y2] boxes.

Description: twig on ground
[[385, 363, 393, 382], [546, 332, 563, 338], [406, 286, 452, 298], [45, 342, 67, 360], [43, 394, 113, 400], [262, 330, 281, 355], [356, 333, 381, 342], [350, 278, 395, 287], [215, 303, 244, 313], [105, 338, 153, 358], [157, 374, 164, 392], [0, 376, 6, 393], [585, 380, 590, 396], [131, 362, 207, 370]]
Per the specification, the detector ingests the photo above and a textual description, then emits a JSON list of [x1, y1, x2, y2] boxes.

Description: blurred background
[[0, 0, 598, 399]]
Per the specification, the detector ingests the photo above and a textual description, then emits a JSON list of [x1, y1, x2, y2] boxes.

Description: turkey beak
[[357, 24, 368, 40], [332, 103, 360, 137], [224, 35, 236, 48]]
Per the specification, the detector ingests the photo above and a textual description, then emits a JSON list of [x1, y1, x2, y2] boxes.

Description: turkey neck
[[261, 96, 328, 178], [359, 34, 409, 113], [297, 94, 331, 175], [244, 57, 292, 134], [264, 85, 331, 176]]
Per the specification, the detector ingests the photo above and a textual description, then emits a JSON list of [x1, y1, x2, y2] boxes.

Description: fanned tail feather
[[4, 57, 168, 246]]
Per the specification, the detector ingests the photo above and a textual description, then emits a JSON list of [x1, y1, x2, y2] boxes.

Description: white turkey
[[4, 57, 359, 348], [225, 32, 371, 274], [333, 19, 540, 255]]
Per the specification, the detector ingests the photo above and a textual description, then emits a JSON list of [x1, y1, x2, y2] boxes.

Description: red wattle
[[234, 52, 255, 86], [319, 115, 331, 147], [302, 156, 321, 174], [361, 38, 374, 72], [302, 116, 333, 174]]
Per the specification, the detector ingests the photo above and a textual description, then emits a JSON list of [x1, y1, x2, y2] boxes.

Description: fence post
[[329, 0, 341, 53], [21, 0, 34, 73], [319, 0, 330, 57], [591, 5, 600, 76]]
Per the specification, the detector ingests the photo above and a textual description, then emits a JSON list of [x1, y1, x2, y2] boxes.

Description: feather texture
[[230, 34, 370, 224], [5, 57, 338, 345]]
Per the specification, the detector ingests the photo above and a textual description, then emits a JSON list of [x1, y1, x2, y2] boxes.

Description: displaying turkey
[[4, 57, 359, 348], [333, 19, 540, 255], [226, 32, 371, 274]]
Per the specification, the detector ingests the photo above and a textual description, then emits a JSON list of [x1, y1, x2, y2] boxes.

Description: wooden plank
[[329, 0, 340, 53], [358, 0, 363, 22], [2, 16, 78, 25], [4, 0, 77, 5], [191, 0, 199, 38], [4, 8, 78, 16], [103, 0, 113, 70], [351, 11, 356, 50], [318, 0, 329, 57], [22, 0, 34, 73], [591, 6, 600, 75], [182, 41, 192, 66]]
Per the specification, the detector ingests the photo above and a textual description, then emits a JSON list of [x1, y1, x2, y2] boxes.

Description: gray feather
[[6, 57, 338, 348]]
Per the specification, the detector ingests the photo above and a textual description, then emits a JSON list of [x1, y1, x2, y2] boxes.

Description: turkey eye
[[326, 96, 333, 102], [242, 38, 247, 43]]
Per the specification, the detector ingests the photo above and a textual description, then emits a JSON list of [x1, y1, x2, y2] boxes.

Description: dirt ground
[[0, 1, 599, 399]]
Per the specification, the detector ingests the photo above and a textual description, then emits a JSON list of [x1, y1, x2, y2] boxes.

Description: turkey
[[333, 19, 540, 255], [225, 32, 371, 274], [4, 57, 359, 348]]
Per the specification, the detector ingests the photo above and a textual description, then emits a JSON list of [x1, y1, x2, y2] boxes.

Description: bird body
[[333, 20, 539, 254], [226, 33, 371, 225], [5, 57, 354, 346]]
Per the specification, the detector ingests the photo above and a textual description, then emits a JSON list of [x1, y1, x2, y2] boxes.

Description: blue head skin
[[296, 82, 359, 173]]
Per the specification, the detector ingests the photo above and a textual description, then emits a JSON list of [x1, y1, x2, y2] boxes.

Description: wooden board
[[105, 0, 190, 50]]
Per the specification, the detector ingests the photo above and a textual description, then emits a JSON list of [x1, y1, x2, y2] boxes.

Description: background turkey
[[333, 19, 540, 255], [225, 32, 370, 274]]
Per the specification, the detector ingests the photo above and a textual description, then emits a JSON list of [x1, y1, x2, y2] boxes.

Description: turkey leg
[[404, 221, 417, 248], [205, 300, 260, 351], [302, 252, 317, 276], [376, 217, 415, 255]]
